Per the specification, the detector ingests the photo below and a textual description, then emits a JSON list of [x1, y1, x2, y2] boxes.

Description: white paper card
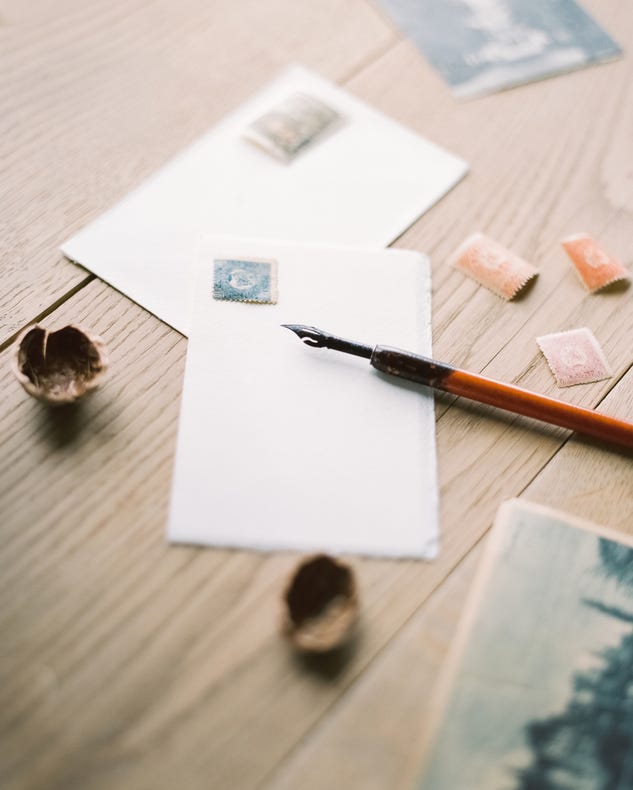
[[167, 238, 439, 559], [60, 65, 467, 335]]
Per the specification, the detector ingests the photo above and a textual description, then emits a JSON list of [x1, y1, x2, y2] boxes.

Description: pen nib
[[281, 324, 327, 348], [281, 324, 373, 359]]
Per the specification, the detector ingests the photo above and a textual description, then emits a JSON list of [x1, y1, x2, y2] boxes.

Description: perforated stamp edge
[[243, 92, 343, 163], [449, 232, 538, 301], [212, 257, 279, 304], [561, 233, 630, 293], [536, 327, 613, 388]]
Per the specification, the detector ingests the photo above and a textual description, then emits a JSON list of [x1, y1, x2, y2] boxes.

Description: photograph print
[[419, 499, 633, 789], [375, 0, 621, 97]]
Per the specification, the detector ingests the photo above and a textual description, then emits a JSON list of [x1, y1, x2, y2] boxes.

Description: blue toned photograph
[[213, 258, 278, 304], [420, 501, 633, 789], [375, 0, 622, 97]]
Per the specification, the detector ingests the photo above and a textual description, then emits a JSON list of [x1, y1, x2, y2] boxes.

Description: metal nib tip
[[281, 324, 327, 348]]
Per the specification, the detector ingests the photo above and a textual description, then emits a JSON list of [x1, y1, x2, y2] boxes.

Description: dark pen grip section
[[370, 346, 455, 388]]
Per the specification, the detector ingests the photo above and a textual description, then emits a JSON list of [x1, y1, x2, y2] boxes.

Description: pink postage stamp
[[537, 327, 612, 387], [450, 233, 538, 300], [561, 234, 630, 293]]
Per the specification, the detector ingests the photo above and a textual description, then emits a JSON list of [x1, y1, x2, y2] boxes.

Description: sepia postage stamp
[[561, 233, 630, 293], [213, 258, 278, 304], [537, 327, 612, 387], [243, 92, 342, 163], [449, 232, 538, 300]]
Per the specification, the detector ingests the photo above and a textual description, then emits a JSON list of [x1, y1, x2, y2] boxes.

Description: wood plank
[[265, 548, 482, 790], [0, 0, 393, 347], [0, 283, 415, 790], [261, 373, 633, 790], [248, 1, 633, 785], [3, 1, 633, 788], [522, 373, 633, 529]]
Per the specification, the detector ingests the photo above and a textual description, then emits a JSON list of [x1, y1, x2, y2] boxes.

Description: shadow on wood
[[37, 402, 88, 448], [291, 622, 363, 681]]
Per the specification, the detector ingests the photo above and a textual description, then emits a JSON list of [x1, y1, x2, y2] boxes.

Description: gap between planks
[[4, 2, 632, 785], [0, 274, 94, 354]]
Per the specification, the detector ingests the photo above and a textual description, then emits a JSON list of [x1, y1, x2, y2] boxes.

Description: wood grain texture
[[258, 9, 633, 782], [263, 547, 483, 790], [264, 361, 633, 790], [0, 0, 393, 347], [523, 367, 633, 528], [2, 0, 633, 788]]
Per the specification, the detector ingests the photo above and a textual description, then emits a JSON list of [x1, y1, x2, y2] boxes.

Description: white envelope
[[167, 238, 439, 559], [61, 65, 467, 335]]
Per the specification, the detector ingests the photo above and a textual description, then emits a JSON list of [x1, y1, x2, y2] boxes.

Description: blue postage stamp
[[213, 258, 278, 304]]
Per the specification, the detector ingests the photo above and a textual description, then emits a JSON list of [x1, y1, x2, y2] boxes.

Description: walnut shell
[[11, 323, 108, 405], [282, 554, 358, 653]]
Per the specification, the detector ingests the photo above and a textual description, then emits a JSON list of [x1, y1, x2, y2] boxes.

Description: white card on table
[[60, 65, 467, 335], [167, 238, 439, 559]]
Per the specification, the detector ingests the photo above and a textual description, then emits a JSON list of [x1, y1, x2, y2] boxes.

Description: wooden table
[[2, 1, 633, 788]]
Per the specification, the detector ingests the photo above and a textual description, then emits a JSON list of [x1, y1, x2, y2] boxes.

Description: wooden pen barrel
[[370, 346, 633, 450]]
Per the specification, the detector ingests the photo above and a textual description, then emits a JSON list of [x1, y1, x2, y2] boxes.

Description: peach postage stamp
[[561, 234, 630, 293], [450, 232, 538, 300]]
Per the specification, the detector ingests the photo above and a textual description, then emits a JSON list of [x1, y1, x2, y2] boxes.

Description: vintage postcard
[[418, 499, 633, 788], [375, 0, 622, 98], [244, 92, 342, 162]]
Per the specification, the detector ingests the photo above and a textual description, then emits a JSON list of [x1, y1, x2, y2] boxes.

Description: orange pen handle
[[371, 346, 633, 450]]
